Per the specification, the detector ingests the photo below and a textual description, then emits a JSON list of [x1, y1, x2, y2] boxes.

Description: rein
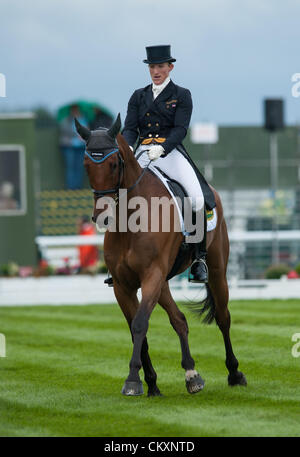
[[86, 147, 151, 203]]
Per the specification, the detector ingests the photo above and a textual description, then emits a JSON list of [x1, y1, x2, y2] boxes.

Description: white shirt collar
[[152, 77, 171, 99]]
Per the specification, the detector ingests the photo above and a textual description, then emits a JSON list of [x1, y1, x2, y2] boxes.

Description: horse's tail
[[184, 284, 216, 324]]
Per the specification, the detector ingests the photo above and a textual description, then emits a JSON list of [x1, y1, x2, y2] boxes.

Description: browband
[[85, 148, 119, 164]]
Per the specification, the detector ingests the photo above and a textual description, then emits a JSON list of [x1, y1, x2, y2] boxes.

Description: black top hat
[[143, 45, 176, 64]]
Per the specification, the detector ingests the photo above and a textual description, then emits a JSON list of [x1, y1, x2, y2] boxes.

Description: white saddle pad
[[148, 164, 217, 234]]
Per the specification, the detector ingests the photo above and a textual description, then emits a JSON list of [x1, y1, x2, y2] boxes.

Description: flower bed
[[0, 259, 108, 278]]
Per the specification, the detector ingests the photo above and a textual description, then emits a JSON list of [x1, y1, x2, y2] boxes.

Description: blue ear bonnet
[[85, 129, 119, 163]]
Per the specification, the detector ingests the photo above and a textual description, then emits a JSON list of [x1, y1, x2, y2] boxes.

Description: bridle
[[85, 147, 151, 204]]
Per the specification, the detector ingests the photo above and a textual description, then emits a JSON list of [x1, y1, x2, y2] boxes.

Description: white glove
[[129, 145, 134, 151], [147, 145, 164, 161]]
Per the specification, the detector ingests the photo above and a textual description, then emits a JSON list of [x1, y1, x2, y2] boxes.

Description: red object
[[78, 223, 98, 268], [287, 270, 299, 279], [39, 259, 48, 269]]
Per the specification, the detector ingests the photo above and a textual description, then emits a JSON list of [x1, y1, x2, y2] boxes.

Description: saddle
[[150, 166, 205, 281], [176, 144, 216, 211], [152, 166, 192, 231], [164, 177, 194, 281], [138, 147, 217, 281]]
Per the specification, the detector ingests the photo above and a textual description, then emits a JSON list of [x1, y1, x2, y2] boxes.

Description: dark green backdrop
[[0, 115, 37, 265], [1, 115, 299, 266], [37, 124, 300, 190]]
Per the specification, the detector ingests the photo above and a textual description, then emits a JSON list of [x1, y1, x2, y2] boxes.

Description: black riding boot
[[104, 275, 113, 287], [188, 211, 208, 283]]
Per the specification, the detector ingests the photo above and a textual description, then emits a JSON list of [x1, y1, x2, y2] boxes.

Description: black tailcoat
[[123, 80, 192, 155], [122, 80, 216, 210]]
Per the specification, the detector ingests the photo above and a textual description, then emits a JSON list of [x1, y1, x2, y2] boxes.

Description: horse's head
[[75, 113, 122, 191], [75, 114, 124, 222]]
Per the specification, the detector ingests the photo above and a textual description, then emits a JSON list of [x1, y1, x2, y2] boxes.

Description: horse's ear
[[108, 113, 121, 139], [74, 118, 91, 141]]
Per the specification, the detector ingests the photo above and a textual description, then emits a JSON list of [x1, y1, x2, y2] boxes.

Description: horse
[[75, 114, 247, 396]]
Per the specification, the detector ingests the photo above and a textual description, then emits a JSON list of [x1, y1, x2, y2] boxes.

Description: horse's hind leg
[[158, 282, 205, 394], [207, 221, 247, 386], [114, 283, 161, 396], [209, 274, 246, 386]]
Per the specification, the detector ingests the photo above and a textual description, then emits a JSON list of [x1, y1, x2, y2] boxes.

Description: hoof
[[228, 371, 247, 386], [147, 385, 163, 397], [121, 380, 144, 396], [186, 373, 205, 394]]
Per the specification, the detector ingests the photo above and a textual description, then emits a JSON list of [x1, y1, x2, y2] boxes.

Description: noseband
[[85, 147, 151, 204], [85, 148, 124, 202]]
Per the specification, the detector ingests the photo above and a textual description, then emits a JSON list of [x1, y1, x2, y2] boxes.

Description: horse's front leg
[[122, 267, 163, 396], [113, 282, 161, 396]]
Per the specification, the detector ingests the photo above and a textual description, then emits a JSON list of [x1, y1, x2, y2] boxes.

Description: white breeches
[[135, 145, 204, 213]]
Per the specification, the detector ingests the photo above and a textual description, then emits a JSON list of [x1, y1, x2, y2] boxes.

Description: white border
[[0, 144, 27, 216]]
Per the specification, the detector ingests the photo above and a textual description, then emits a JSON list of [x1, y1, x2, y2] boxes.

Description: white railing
[[229, 230, 300, 241], [35, 230, 300, 275], [36, 230, 300, 250], [35, 235, 105, 267]]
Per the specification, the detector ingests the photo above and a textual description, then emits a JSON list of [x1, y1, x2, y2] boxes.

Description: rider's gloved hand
[[147, 145, 165, 161]]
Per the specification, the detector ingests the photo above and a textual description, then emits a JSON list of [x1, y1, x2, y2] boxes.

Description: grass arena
[[0, 299, 299, 437]]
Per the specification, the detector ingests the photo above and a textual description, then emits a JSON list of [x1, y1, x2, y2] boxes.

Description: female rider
[[121, 45, 209, 283]]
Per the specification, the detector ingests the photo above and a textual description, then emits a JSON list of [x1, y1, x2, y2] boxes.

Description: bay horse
[[75, 115, 247, 396]]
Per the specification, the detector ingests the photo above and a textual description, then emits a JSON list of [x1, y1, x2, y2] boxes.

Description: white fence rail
[[35, 231, 300, 248], [35, 235, 105, 267], [229, 230, 300, 241], [0, 231, 297, 306], [35, 231, 300, 276]]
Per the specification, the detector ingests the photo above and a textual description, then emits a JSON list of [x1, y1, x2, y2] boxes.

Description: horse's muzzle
[[92, 214, 110, 226]]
